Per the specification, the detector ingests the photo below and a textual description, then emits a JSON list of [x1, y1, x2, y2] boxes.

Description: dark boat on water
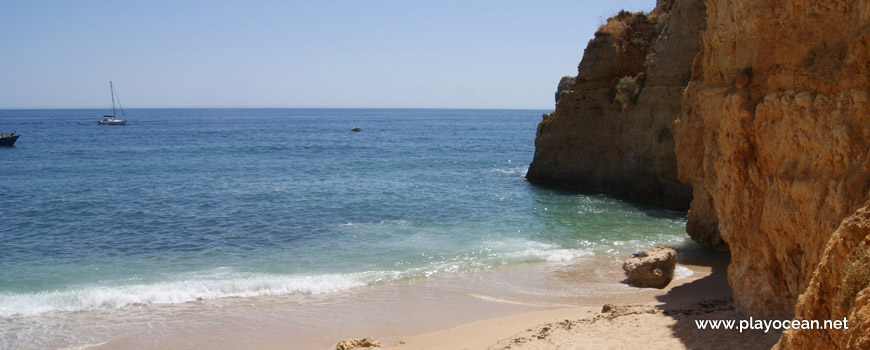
[[0, 133, 19, 146]]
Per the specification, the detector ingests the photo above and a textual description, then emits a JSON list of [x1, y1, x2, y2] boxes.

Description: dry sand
[[335, 251, 782, 350], [378, 301, 780, 350]]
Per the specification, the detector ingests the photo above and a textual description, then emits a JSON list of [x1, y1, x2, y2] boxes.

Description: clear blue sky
[[1, 0, 655, 109]]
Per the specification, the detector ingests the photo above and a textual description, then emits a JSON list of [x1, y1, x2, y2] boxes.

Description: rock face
[[776, 203, 870, 349], [534, 0, 870, 345], [526, 0, 704, 213], [675, 0, 870, 331], [555, 76, 576, 103], [622, 246, 677, 289]]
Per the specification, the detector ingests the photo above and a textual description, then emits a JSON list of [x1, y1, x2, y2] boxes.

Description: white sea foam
[[0, 272, 384, 318], [466, 293, 575, 308], [489, 166, 529, 177], [487, 239, 594, 264], [59, 342, 108, 350], [335, 219, 411, 228], [491, 168, 522, 175], [0, 238, 647, 319], [673, 265, 694, 281], [503, 247, 594, 263]]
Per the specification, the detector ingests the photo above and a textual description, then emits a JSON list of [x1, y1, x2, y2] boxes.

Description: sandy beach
[[331, 250, 781, 350], [71, 247, 757, 350], [7, 1, 868, 349], [380, 303, 780, 350]]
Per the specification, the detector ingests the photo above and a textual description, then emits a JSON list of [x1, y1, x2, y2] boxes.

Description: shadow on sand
[[655, 249, 783, 349]]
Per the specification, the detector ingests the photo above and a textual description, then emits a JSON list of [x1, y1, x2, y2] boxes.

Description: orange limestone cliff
[[776, 203, 870, 349], [527, 0, 724, 249], [676, 0, 870, 347], [527, 0, 705, 215]]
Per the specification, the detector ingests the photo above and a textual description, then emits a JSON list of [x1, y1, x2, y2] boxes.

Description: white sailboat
[[98, 81, 127, 125]]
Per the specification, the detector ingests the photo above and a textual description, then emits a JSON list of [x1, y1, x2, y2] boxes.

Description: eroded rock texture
[[622, 246, 678, 289], [555, 76, 576, 103], [676, 1, 870, 332], [776, 203, 870, 349], [527, 0, 704, 213]]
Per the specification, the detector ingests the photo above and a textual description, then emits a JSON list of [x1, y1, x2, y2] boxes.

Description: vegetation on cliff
[[674, 0, 870, 348], [536, 0, 870, 347], [526, 0, 703, 215]]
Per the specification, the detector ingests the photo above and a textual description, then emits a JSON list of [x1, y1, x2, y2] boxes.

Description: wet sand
[[79, 247, 747, 350], [375, 250, 781, 350]]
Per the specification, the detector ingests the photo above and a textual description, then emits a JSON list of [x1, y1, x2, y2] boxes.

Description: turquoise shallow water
[[0, 108, 691, 323]]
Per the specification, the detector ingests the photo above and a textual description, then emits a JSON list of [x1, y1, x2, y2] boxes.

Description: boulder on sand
[[622, 246, 677, 288]]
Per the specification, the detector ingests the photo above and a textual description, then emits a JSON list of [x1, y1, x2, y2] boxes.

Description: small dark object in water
[[351, 126, 361, 132], [0, 133, 20, 147]]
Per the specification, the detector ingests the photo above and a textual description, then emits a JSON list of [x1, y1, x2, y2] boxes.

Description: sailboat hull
[[99, 81, 128, 125], [98, 119, 127, 125]]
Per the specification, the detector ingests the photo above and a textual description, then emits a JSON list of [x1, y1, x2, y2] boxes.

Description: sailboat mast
[[110, 81, 117, 118]]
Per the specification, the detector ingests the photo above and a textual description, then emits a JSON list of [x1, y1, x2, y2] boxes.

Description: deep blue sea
[[0, 108, 693, 348]]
